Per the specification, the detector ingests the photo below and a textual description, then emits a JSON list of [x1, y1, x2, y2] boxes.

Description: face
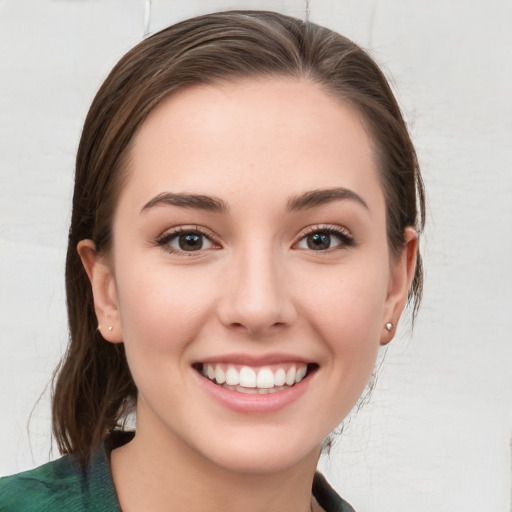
[[82, 78, 415, 475]]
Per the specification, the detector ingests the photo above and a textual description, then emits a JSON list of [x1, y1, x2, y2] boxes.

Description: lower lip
[[195, 371, 311, 414]]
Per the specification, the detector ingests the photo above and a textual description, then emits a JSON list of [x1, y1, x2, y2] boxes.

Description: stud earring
[[385, 322, 393, 332], [108, 326, 113, 332]]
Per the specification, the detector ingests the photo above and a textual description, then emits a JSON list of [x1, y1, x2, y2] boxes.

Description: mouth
[[193, 362, 318, 395]]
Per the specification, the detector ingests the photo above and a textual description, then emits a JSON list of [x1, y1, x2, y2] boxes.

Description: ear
[[77, 239, 123, 343], [380, 227, 418, 345]]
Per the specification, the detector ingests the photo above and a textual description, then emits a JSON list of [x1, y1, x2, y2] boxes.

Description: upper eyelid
[[157, 225, 218, 242], [297, 224, 353, 240]]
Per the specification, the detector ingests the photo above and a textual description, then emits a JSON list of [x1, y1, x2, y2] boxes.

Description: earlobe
[[77, 240, 123, 343], [380, 228, 418, 345]]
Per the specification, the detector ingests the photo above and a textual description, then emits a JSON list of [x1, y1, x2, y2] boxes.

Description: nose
[[217, 243, 297, 336]]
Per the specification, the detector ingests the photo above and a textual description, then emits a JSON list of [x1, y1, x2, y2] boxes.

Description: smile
[[197, 363, 315, 394]]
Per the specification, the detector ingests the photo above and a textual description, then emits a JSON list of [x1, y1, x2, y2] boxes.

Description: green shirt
[[0, 444, 117, 512], [0, 434, 355, 512]]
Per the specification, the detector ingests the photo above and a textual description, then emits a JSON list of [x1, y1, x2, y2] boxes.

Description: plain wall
[[1, 1, 511, 511]]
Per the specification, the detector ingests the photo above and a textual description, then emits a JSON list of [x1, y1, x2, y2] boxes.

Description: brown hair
[[53, 10, 425, 467]]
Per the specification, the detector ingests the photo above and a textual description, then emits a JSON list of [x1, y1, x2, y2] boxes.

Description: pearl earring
[[108, 326, 113, 332], [385, 322, 393, 332]]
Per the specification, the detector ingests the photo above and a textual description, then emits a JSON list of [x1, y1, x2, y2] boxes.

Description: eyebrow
[[140, 192, 229, 214], [140, 187, 368, 215], [286, 187, 369, 211]]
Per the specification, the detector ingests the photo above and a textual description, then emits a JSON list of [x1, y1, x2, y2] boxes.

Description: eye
[[295, 226, 354, 251], [156, 227, 217, 254]]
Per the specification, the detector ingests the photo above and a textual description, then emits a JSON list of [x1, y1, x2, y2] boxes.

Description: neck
[[111, 423, 321, 512]]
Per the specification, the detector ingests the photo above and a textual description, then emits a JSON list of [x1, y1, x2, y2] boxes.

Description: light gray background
[[1, 1, 511, 511]]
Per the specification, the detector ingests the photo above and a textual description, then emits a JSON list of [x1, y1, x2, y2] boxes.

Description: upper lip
[[195, 353, 313, 366]]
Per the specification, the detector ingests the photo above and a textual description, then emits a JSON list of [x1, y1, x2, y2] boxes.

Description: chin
[[191, 428, 323, 476]]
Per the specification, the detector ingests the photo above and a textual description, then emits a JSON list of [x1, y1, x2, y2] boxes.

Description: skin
[[79, 78, 417, 512]]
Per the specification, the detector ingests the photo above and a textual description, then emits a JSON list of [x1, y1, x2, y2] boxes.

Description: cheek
[[294, 260, 388, 393], [113, 253, 220, 359], [296, 260, 388, 340], [112, 259, 223, 414]]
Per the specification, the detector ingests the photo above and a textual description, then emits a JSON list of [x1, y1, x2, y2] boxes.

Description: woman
[[0, 10, 424, 512]]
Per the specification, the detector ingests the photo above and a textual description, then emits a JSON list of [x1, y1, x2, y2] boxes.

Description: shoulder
[[0, 456, 85, 511], [0, 447, 120, 512], [313, 472, 356, 512]]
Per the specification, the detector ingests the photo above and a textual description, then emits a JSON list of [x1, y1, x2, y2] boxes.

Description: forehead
[[119, 77, 383, 215]]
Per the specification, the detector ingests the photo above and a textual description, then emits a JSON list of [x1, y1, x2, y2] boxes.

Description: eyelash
[[155, 224, 355, 256], [295, 225, 355, 252], [155, 226, 219, 255]]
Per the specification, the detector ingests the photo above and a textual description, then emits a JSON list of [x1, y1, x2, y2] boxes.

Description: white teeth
[[225, 367, 239, 386], [215, 365, 225, 384], [296, 366, 307, 383], [274, 368, 286, 387], [201, 363, 310, 391], [256, 368, 274, 389], [239, 366, 257, 387], [285, 367, 296, 386]]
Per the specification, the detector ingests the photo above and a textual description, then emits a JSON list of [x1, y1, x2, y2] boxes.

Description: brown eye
[[157, 229, 216, 254], [306, 232, 332, 250], [178, 233, 204, 251], [296, 226, 354, 252]]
